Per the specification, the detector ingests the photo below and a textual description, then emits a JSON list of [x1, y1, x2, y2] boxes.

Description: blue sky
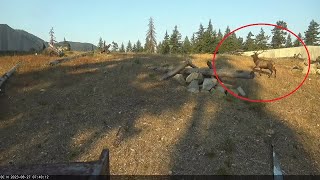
[[1, 0, 319, 46]]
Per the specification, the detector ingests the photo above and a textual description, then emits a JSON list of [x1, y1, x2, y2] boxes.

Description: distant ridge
[[0, 24, 97, 52]]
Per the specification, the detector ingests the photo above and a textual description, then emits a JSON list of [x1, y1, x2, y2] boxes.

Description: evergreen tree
[[49, 27, 56, 46], [304, 20, 320, 45], [136, 40, 143, 52], [202, 19, 216, 53], [195, 23, 206, 53], [63, 37, 71, 51], [126, 40, 132, 52], [111, 41, 119, 52], [255, 28, 270, 50], [98, 37, 103, 50], [271, 20, 288, 48], [169, 25, 182, 54], [237, 37, 244, 50], [145, 17, 157, 53], [285, 34, 292, 47], [219, 26, 239, 53], [293, 32, 303, 47], [182, 36, 192, 54], [119, 43, 125, 52], [157, 42, 162, 53], [160, 30, 170, 54], [132, 43, 137, 52], [190, 33, 196, 53], [244, 32, 255, 51], [213, 29, 223, 53]]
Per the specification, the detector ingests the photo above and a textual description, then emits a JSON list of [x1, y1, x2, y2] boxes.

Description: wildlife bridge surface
[[242, 46, 320, 61]]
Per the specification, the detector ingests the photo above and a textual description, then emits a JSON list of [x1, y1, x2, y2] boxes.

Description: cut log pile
[[148, 59, 251, 97], [49, 51, 94, 66]]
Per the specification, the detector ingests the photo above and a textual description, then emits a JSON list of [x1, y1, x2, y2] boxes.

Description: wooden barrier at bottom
[[0, 149, 110, 176]]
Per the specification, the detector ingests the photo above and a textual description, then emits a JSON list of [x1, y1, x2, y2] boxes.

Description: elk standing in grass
[[251, 51, 277, 78]]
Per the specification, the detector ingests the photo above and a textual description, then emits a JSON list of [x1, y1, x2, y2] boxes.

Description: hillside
[[56, 41, 97, 51], [0, 24, 45, 52], [0, 24, 97, 53]]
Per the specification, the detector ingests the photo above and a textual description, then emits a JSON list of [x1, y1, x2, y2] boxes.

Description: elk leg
[[274, 68, 277, 78], [259, 68, 262, 76], [268, 69, 272, 78]]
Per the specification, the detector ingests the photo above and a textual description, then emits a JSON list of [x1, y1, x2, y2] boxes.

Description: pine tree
[[293, 33, 303, 47], [157, 42, 162, 53], [112, 41, 119, 52], [304, 20, 320, 45], [202, 19, 216, 53], [285, 34, 292, 47], [119, 43, 125, 52], [213, 29, 223, 53], [98, 37, 103, 50], [190, 33, 196, 53], [49, 27, 56, 46], [169, 25, 182, 54], [136, 40, 143, 52], [237, 37, 244, 50], [219, 26, 239, 53], [145, 17, 157, 53], [126, 40, 132, 52], [182, 36, 192, 54], [271, 20, 288, 48], [132, 43, 137, 52], [194, 23, 205, 53], [159, 31, 170, 54], [244, 32, 255, 51], [255, 28, 270, 50]]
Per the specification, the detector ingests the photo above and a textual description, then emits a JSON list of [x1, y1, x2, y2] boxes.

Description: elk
[[251, 50, 276, 78]]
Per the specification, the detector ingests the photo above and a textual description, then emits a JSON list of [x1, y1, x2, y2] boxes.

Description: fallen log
[[0, 63, 21, 91], [49, 51, 94, 66], [182, 68, 255, 79], [0, 149, 110, 176], [160, 59, 198, 80]]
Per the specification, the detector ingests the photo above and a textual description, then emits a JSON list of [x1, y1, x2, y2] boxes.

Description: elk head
[[251, 50, 266, 62]]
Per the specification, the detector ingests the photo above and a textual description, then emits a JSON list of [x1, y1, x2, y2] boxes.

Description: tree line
[[98, 18, 320, 54]]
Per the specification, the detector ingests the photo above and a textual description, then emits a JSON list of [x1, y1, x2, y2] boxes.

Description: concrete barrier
[[242, 46, 320, 61]]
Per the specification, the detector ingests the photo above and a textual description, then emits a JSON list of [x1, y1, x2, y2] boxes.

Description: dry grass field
[[0, 52, 319, 175]]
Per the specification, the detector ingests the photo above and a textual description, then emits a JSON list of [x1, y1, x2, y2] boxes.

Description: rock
[[292, 68, 302, 73], [186, 72, 204, 84], [40, 89, 45, 92], [202, 78, 217, 91], [230, 88, 240, 96], [216, 85, 226, 94], [187, 80, 199, 93], [237, 86, 246, 97], [302, 64, 317, 74], [317, 69, 320, 75], [173, 74, 186, 85]]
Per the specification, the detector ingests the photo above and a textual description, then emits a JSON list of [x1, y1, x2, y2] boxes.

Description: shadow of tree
[[169, 56, 319, 175], [0, 54, 189, 169]]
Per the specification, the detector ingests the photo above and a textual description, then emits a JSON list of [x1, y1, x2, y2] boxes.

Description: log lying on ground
[[0, 63, 21, 90], [160, 60, 198, 80], [182, 68, 255, 79], [49, 51, 94, 66]]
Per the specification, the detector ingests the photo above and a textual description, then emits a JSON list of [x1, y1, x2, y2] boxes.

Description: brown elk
[[251, 50, 277, 78]]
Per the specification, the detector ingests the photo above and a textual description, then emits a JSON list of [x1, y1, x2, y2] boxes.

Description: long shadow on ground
[[169, 56, 319, 175]]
